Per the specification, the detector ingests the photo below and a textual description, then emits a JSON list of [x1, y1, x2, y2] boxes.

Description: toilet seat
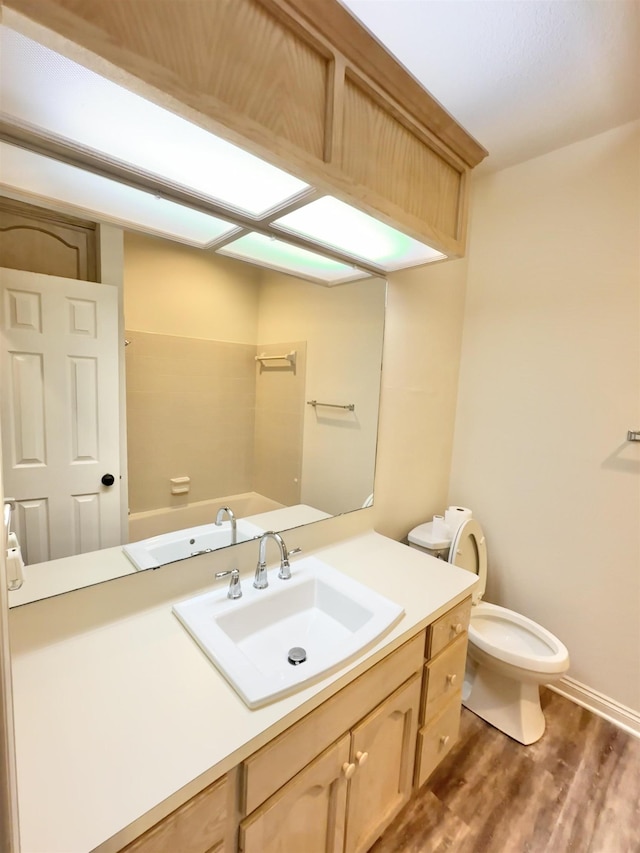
[[469, 601, 570, 674], [448, 518, 487, 603]]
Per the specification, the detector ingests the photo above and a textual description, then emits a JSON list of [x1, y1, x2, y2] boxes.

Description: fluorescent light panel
[[218, 233, 369, 284], [0, 27, 310, 217], [274, 196, 446, 269], [0, 143, 238, 247]]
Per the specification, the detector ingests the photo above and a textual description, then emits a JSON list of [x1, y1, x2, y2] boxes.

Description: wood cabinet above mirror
[[3, 0, 487, 259]]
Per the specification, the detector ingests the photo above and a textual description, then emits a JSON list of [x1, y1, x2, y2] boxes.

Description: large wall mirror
[[1, 196, 386, 607], [0, 18, 397, 607]]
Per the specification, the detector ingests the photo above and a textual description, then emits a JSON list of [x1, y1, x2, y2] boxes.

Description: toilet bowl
[[408, 515, 569, 745]]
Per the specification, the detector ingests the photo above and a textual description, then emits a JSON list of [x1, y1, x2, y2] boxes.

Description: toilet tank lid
[[408, 521, 452, 550]]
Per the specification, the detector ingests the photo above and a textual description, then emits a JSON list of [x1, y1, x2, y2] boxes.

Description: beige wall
[[372, 258, 469, 541], [257, 274, 386, 515], [450, 122, 640, 712], [123, 233, 263, 512], [125, 330, 257, 512], [123, 231, 261, 342]]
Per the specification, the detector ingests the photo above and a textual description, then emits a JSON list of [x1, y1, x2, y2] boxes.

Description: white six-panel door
[[0, 267, 121, 564]]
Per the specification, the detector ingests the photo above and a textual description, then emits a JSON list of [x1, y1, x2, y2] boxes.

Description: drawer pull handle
[[342, 762, 356, 780], [452, 622, 463, 635], [447, 673, 458, 686], [355, 750, 369, 767], [440, 735, 450, 748]]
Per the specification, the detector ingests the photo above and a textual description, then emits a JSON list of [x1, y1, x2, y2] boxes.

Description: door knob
[[101, 473, 115, 486], [355, 750, 369, 766]]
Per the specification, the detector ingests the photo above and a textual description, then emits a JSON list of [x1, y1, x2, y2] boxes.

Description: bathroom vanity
[[123, 597, 471, 853], [8, 521, 475, 853]]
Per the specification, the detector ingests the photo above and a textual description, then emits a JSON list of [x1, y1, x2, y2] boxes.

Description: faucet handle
[[215, 568, 242, 599], [278, 546, 301, 581]]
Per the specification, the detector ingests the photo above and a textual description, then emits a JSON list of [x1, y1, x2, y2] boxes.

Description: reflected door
[[0, 267, 121, 563]]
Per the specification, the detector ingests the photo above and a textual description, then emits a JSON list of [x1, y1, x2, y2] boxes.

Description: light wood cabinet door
[[239, 734, 350, 853], [344, 673, 421, 853], [120, 775, 228, 853]]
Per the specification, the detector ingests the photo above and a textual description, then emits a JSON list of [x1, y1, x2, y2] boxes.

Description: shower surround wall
[[125, 332, 306, 513], [125, 330, 258, 512]]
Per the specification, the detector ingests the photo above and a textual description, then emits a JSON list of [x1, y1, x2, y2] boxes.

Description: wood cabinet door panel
[[240, 734, 350, 853], [344, 672, 421, 853], [243, 631, 424, 813], [120, 776, 228, 853]]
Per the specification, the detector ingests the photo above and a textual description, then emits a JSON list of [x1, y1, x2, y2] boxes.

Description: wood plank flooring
[[371, 689, 640, 853]]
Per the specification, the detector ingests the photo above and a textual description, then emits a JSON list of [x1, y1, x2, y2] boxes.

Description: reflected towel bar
[[307, 400, 355, 412], [627, 430, 640, 441], [255, 351, 296, 367]]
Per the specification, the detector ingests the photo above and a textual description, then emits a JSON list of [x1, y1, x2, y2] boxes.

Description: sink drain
[[288, 646, 307, 666]]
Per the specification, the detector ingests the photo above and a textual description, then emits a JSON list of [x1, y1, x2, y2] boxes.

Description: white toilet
[[408, 516, 570, 745]]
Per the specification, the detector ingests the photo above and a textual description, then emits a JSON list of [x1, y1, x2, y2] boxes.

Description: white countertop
[[7, 546, 136, 607], [8, 505, 331, 608], [9, 528, 476, 853]]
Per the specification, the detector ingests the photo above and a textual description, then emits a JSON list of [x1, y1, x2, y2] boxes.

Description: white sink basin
[[172, 556, 404, 708], [123, 519, 265, 570]]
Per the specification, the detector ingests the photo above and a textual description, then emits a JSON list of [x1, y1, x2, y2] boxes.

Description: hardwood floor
[[371, 689, 640, 853]]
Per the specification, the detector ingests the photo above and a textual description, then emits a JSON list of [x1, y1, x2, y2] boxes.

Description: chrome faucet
[[215, 506, 237, 545], [254, 531, 296, 589]]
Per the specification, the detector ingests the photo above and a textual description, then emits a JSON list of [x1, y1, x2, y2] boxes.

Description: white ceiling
[[341, 0, 640, 172]]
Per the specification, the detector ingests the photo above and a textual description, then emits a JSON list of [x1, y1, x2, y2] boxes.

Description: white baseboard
[[547, 676, 640, 739]]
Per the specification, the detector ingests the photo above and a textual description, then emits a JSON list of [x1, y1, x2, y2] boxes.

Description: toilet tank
[[407, 521, 452, 560]]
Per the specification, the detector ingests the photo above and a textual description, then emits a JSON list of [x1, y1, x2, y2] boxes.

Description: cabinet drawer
[[243, 631, 425, 814], [415, 692, 461, 788], [422, 632, 467, 720], [426, 597, 471, 659], [120, 775, 228, 853]]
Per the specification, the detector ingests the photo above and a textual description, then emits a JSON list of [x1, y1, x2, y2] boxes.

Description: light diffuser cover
[[217, 233, 369, 284], [0, 143, 238, 247], [274, 196, 445, 269], [0, 27, 310, 217]]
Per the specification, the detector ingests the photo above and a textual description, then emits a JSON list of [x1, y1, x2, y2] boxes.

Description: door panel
[[1, 267, 121, 562]]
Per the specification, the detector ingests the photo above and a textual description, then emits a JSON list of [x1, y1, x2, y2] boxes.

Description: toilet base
[[462, 659, 546, 745]]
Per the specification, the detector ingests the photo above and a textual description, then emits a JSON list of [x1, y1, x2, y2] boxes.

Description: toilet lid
[[448, 518, 487, 604]]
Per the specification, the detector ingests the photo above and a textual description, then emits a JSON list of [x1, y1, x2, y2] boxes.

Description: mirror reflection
[[2, 213, 386, 606]]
